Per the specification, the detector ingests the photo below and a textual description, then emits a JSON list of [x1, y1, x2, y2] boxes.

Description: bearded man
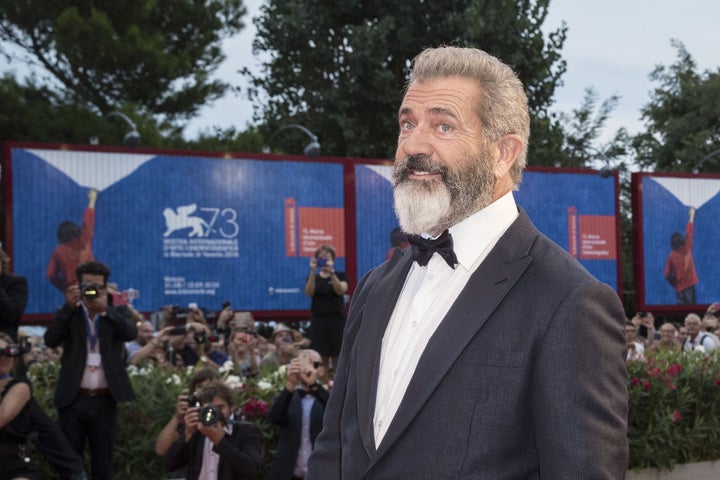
[[306, 46, 629, 480]]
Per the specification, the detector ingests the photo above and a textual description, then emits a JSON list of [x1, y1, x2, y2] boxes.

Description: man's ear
[[493, 134, 524, 179]]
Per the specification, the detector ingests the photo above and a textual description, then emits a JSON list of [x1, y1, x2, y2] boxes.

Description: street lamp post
[[691, 148, 720, 173], [262, 124, 321, 158], [586, 147, 613, 178]]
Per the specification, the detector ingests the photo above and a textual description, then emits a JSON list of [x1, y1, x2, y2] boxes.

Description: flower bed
[[23, 349, 720, 477], [626, 349, 720, 471], [27, 360, 286, 479]]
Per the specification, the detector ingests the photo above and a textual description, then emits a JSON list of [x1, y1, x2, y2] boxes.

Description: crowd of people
[[1, 246, 339, 479], [625, 306, 719, 361]]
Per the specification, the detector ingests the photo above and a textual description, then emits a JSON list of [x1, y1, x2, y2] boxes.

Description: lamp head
[[599, 165, 613, 178], [303, 140, 321, 158], [123, 130, 141, 148]]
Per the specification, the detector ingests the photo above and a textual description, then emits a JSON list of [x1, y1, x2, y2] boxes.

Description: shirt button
[[392, 369, 398, 376], [377, 420, 383, 428], [411, 321, 418, 328]]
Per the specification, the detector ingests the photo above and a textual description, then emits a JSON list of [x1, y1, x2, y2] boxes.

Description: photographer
[[164, 380, 263, 480], [167, 320, 216, 369], [631, 311, 658, 347], [0, 246, 28, 341], [44, 261, 137, 480], [267, 349, 328, 480], [0, 332, 40, 479]]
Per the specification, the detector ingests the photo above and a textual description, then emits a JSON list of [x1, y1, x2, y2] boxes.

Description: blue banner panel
[[351, 166, 620, 291], [638, 175, 720, 307], [354, 164, 398, 279], [515, 170, 619, 290], [10, 148, 344, 315]]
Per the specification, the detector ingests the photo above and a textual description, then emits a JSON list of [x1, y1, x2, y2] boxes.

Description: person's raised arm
[[305, 257, 318, 297]]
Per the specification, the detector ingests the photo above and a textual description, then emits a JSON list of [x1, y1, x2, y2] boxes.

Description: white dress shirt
[[373, 191, 518, 446]]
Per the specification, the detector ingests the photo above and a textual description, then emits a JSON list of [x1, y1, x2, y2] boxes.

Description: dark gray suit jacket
[[44, 303, 137, 408], [307, 210, 629, 479]]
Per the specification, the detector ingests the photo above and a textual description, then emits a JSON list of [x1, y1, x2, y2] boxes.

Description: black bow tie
[[297, 388, 316, 398], [407, 230, 458, 268]]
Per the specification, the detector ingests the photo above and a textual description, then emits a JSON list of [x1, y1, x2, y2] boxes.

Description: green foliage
[[626, 349, 720, 470], [631, 40, 720, 172], [247, 0, 568, 162], [0, 0, 248, 122], [25, 349, 720, 477], [26, 361, 287, 479]]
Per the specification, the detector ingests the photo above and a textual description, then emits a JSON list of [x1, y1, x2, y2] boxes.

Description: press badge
[[87, 352, 102, 367]]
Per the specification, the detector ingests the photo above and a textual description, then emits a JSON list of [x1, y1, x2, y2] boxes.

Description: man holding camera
[[267, 349, 328, 480], [164, 380, 263, 480], [44, 261, 137, 480]]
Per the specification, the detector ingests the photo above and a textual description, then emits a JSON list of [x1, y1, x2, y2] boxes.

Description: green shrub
[[25, 349, 720, 477], [626, 349, 720, 470], [27, 361, 284, 479]]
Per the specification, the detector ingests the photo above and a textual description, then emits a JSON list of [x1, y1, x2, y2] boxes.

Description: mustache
[[393, 155, 448, 184]]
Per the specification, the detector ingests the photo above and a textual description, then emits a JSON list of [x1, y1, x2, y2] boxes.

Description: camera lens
[[199, 405, 221, 426]]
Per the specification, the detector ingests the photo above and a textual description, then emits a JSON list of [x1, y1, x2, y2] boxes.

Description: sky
[[2, 0, 719, 147]]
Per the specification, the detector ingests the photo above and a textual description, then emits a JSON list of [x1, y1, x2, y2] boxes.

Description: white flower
[[225, 374, 243, 389], [219, 360, 234, 374], [257, 380, 272, 391], [694, 345, 706, 353]]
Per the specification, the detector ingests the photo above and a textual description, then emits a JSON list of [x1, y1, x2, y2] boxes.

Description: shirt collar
[[448, 191, 518, 269]]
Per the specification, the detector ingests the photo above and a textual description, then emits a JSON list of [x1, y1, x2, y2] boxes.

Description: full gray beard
[[392, 154, 494, 235]]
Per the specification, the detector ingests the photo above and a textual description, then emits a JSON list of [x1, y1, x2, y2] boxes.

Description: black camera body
[[81, 282, 102, 300], [169, 325, 188, 336], [186, 394, 201, 409], [199, 405, 222, 426]]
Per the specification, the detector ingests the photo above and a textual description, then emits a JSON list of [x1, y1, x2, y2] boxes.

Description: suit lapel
[[371, 212, 537, 460], [355, 249, 414, 456]]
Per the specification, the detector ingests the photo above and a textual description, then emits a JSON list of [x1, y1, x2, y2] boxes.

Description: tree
[[247, 0, 568, 162], [559, 87, 629, 168], [0, 74, 98, 144], [632, 40, 720, 173], [0, 0, 247, 124]]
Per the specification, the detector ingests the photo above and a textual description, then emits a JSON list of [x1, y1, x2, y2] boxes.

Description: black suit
[[307, 210, 628, 479], [0, 272, 28, 340], [267, 387, 329, 480], [44, 303, 137, 480], [164, 420, 263, 480]]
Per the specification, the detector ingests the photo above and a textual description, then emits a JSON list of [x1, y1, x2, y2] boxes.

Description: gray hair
[[406, 46, 530, 185]]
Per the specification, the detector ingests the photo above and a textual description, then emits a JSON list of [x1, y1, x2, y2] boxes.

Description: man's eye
[[400, 121, 414, 130], [439, 124, 451, 133]]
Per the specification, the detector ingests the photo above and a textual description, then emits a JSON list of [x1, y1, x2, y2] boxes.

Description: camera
[[0, 344, 23, 357], [199, 405, 222, 426], [638, 312, 648, 318], [317, 257, 328, 268], [81, 282, 103, 300], [186, 394, 201, 409], [221, 300, 231, 310], [169, 325, 188, 336], [194, 331, 207, 344]]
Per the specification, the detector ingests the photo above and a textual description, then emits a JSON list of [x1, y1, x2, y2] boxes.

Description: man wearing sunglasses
[[267, 349, 328, 480]]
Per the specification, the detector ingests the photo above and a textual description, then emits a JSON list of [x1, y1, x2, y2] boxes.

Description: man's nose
[[398, 127, 433, 158]]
